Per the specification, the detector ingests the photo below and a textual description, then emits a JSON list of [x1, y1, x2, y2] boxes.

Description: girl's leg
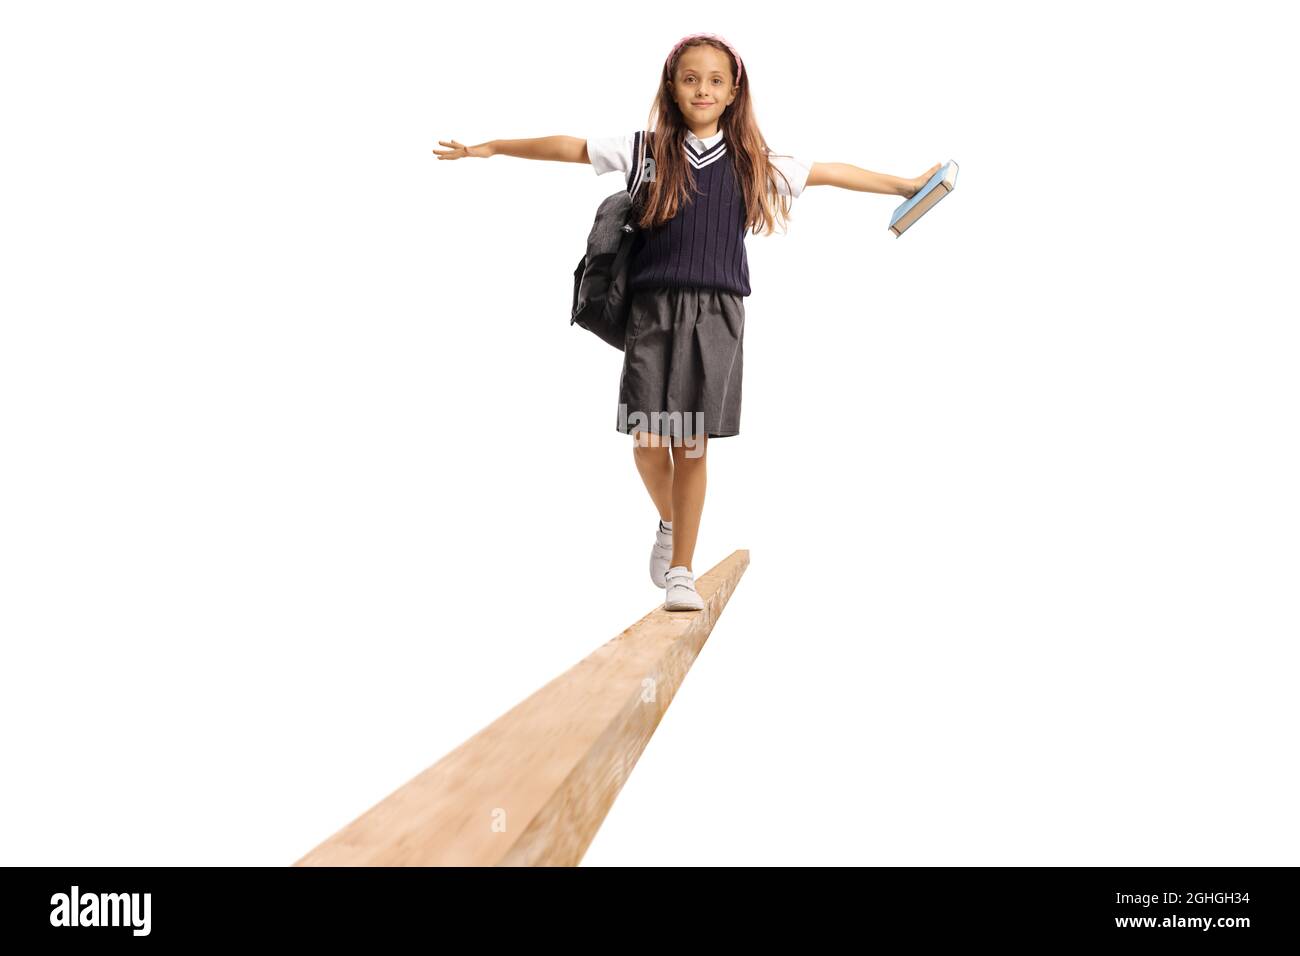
[[632, 430, 674, 523], [668, 435, 707, 572]]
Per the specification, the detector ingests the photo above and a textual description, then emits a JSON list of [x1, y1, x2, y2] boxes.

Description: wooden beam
[[294, 549, 749, 866]]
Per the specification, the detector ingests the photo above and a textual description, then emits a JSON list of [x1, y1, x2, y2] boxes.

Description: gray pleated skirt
[[615, 286, 746, 440]]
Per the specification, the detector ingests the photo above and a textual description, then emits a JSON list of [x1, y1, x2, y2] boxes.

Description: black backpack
[[570, 131, 654, 351]]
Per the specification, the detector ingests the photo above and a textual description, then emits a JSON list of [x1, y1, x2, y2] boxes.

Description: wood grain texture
[[293, 549, 749, 867]]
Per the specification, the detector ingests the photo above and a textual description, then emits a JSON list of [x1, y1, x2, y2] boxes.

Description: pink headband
[[664, 32, 744, 83]]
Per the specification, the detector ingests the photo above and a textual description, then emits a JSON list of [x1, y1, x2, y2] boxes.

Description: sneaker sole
[[663, 594, 704, 611]]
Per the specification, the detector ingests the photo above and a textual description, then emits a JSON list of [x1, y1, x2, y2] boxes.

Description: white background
[[2, 1, 1296, 866]]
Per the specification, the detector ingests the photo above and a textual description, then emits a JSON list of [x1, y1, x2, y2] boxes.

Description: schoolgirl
[[435, 33, 940, 612]]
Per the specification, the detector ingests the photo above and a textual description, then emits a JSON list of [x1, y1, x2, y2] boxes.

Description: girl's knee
[[671, 435, 707, 462], [632, 432, 672, 457], [633, 447, 672, 469]]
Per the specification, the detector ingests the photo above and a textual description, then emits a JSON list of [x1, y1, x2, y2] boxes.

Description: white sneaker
[[663, 565, 704, 611], [650, 519, 673, 588]]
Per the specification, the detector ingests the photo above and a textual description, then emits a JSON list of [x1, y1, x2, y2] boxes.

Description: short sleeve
[[767, 152, 813, 199], [586, 133, 637, 177]]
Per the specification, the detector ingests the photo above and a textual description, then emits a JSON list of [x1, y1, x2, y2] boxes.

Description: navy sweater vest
[[629, 134, 751, 297]]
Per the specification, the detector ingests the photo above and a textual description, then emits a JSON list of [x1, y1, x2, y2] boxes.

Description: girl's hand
[[903, 162, 942, 198], [433, 139, 491, 160]]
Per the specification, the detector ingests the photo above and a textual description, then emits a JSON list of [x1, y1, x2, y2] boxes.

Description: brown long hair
[[635, 36, 797, 236]]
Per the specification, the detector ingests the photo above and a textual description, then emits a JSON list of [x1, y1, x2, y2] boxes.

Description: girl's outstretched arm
[[806, 161, 942, 199], [433, 136, 592, 163]]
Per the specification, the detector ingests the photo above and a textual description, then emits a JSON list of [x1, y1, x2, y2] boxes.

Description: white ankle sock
[[659, 519, 673, 533]]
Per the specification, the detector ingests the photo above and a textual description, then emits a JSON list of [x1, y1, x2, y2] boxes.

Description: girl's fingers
[[433, 139, 467, 158]]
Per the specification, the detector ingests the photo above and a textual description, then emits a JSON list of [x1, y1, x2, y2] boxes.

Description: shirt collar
[[684, 128, 724, 152]]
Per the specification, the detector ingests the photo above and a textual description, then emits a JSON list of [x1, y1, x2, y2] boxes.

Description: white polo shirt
[[586, 128, 813, 198]]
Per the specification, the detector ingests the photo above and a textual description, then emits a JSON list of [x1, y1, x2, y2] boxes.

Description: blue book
[[889, 159, 958, 237]]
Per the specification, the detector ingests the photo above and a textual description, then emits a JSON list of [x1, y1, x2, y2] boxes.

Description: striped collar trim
[[629, 130, 729, 194], [685, 134, 727, 170]]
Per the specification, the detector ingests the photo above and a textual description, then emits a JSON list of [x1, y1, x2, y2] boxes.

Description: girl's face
[[668, 45, 738, 131]]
